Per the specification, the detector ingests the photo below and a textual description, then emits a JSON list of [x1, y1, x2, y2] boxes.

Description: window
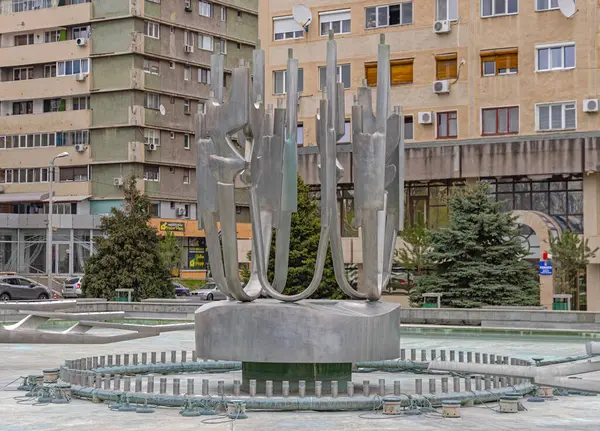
[[184, 204, 190, 217], [237, 10, 242, 17], [337, 120, 351, 144], [480, 48, 518, 76], [219, 39, 227, 54], [198, 68, 211, 84], [170, 132, 175, 139], [236, 43, 241, 49], [435, 53, 457, 80], [149, 203, 160, 218], [45, 30, 61, 43], [0, 133, 57, 150], [12, 101, 33, 115], [199, 102, 205, 114], [72, 26, 88, 40], [297, 123, 304, 146], [14, 34, 34, 46], [536, 43, 575, 71], [144, 129, 160, 146], [144, 21, 160, 39], [145, 92, 160, 110], [404, 115, 414, 140], [320, 9, 351, 35], [482, 107, 519, 135], [536, 0, 558, 10], [59, 166, 89, 182], [198, 33, 213, 51], [273, 69, 304, 94], [199, 1, 212, 17], [436, 0, 458, 20], [44, 64, 57, 78], [143, 58, 160, 75], [57, 59, 89, 76], [184, 65, 191, 81], [184, 134, 191, 149], [184, 30, 194, 49], [13, 67, 33, 81], [536, 102, 576, 131], [437, 111, 457, 138], [5, 168, 49, 183], [56, 130, 89, 147], [365, 59, 413, 86], [319, 64, 351, 90], [482, 0, 518, 17], [72, 97, 90, 110], [183, 169, 190, 184], [273, 16, 304, 40], [220, 6, 227, 21], [170, 61, 175, 69], [184, 99, 191, 114], [365, 2, 413, 28], [144, 165, 160, 182]]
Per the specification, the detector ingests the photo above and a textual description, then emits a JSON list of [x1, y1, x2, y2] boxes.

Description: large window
[[145, 92, 160, 110], [1, 168, 49, 184], [437, 111, 457, 138], [199, 1, 212, 17], [482, 0, 518, 17], [481, 48, 518, 76], [436, 0, 458, 21], [56, 130, 89, 147], [198, 68, 211, 84], [143, 58, 160, 75], [319, 64, 351, 90], [536, 101, 576, 131], [365, 59, 413, 86], [184, 65, 191, 81], [536, 0, 558, 10], [183, 169, 191, 184], [0, 133, 57, 150], [482, 106, 519, 135], [57, 59, 89, 76], [13, 67, 33, 81], [45, 30, 62, 43], [366, 2, 413, 28], [144, 21, 160, 39], [273, 16, 304, 40], [144, 129, 160, 147], [198, 33, 213, 51], [43, 98, 66, 113], [273, 69, 304, 94], [319, 9, 351, 35], [59, 166, 88, 182], [44, 64, 57, 78], [72, 26, 88, 40], [144, 165, 160, 182], [536, 43, 575, 71], [12, 101, 33, 115], [14, 33, 34, 46], [435, 53, 457, 80]]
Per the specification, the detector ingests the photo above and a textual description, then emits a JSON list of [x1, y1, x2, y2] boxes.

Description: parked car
[[63, 277, 83, 298], [191, 282, 227, 301], [0, 276, 52, 301], [172, 281, 190, 296]]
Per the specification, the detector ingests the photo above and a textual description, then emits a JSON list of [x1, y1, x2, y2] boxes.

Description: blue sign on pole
[[539, 261, 553, 276]]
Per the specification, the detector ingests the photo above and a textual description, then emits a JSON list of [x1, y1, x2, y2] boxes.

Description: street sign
[[539, 261, 553, 276]]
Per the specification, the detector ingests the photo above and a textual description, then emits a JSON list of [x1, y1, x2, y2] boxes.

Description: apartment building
[[0, 0, 257, 280], [260, 0, 600, 310]]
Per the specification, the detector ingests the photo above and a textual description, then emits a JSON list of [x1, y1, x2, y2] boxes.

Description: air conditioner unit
[[418, 112, 433, 124], [176, 208, 186, 216], [75, 73, 87, 82], [433, 20, 451, 34], [184, 0, 192, 11], [583, 99, 599, 113], [433, 80, 450, 94], [114, 177, 124, 186], [74, 144, 85, 152], [184, 45, 193, 53], [76, 37, 88, 46], [147, 143, 158, 151]]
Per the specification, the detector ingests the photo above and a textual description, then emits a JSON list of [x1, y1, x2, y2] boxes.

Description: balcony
[[0, 2, 91, 34], [0, 75, 90, 102], [0, 109, 91, 134], [0, 40, 90, 69], [0, 181, 91, 198], [0, 213, 101, 230], [0, 146, 92, 168]]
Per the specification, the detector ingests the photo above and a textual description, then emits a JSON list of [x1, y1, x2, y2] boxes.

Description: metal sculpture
[[196, 33, 404, 302]]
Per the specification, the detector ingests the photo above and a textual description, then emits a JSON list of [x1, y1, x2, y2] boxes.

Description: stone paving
[[1, 329, 600, 430]]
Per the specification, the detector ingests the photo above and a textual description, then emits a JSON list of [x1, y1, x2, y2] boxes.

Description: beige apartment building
[[260, 0, 600, 310], [0, 0, 257, 283]]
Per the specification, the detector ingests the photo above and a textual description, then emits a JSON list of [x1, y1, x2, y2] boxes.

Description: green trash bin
[[552, 302, 568, 311]]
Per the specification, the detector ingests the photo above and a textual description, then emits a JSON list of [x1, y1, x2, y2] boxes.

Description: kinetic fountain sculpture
[[195, 33, 403, 392]]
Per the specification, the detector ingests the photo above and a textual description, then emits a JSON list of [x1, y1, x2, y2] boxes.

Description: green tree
[[243, 175, 343, 299], [82, 177, 173, 300], [410, 182, 539, 308], [159, 232, 182, 274], [548, 230, 598, 310], [392, 222, 431, 294]]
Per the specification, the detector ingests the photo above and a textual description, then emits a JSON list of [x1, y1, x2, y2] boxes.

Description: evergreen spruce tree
[[82, 177, 173, 300], [410, 182, 539, 308]]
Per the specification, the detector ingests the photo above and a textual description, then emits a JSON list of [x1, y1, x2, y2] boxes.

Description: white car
[[191, 283, 227, 301]]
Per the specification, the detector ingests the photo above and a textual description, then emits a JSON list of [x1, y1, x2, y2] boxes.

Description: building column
[[584, 173, 600, 311]]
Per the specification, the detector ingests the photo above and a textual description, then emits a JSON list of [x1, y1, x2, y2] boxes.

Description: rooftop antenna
[[292, 4, 313, 32], [557, 0, 577, 18]]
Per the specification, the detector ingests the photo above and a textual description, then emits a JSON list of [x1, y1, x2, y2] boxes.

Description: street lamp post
[[46, 152, 69, 299]]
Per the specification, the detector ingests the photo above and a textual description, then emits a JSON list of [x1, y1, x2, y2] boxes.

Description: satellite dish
[[159, 105, 166, 116], [292, 4, 312, 31], [557, 0, 576, 18]]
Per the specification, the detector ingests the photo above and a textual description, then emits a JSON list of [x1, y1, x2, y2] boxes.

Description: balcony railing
[[0, 0, 89, 15]]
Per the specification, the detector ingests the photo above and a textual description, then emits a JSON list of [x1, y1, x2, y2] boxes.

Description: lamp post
[[46, 152, 69, 298]]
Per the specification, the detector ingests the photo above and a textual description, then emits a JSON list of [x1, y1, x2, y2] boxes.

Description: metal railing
[[1, 0, 52, 15]]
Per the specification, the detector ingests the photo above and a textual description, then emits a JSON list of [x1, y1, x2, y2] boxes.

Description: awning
[[42, 195, 91, 203], [0, 192, 49, 203]]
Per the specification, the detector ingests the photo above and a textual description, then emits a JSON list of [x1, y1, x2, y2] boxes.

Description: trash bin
[[552, 302, 568, 311]]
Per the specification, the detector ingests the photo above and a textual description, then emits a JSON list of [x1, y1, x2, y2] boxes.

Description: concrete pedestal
[[195, 299, 401, 392]]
